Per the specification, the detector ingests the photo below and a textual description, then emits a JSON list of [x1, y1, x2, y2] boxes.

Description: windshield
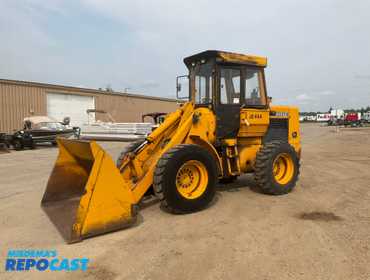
[[190, 61, 213, 104], [34, 122, 65, 130]]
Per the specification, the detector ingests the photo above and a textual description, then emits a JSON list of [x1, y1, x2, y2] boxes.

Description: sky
[[1, 0, 370, 112]]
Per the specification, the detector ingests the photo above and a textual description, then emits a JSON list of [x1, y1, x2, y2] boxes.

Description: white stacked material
[[79, 121, 153, 141]]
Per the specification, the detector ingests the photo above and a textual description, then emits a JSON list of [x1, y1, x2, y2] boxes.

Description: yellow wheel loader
[[41, 50, 301, 243]]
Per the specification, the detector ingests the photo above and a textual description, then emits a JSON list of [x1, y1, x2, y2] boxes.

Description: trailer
[[361, 112, 370, 123], [344, 113, 362, 127], [330, 109, 344, 119], [316, 113, 331, 122]]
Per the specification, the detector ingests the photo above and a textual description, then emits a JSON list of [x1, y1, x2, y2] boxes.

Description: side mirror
[[176, 75, 189, 101]]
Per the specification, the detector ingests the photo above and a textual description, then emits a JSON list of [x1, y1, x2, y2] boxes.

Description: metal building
[[0, 79, 178, 133]]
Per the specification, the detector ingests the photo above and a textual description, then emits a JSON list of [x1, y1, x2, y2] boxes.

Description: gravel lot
[[1, 123, 370, 280]]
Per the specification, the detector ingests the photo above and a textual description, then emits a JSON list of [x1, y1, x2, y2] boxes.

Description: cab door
[[238, 67, 270, 137], [215, 67, 242, 139]]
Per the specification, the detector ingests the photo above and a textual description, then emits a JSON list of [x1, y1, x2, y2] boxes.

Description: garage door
[[47, 93, 95, 127]]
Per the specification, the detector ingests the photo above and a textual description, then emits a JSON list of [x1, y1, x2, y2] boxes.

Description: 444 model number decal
[[248, 113, 263, 119]]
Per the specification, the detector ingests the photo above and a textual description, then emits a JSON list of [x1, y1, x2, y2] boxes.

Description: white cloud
[[317, 90, 335, 96], [295, 90, 334, 102], [296, 93, 314, 101]]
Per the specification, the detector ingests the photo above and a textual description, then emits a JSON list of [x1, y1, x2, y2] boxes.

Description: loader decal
[[249, 113, 263, 119]]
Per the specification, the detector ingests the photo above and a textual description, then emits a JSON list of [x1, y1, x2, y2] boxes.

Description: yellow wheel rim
[[176, 160, 208, 199], [273, 153, 295, 185]]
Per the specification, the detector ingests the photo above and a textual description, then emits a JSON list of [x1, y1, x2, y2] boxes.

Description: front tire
[[13, 139, 24, 151], [255, 141, 300, 195], [153, 144, 217, 213]]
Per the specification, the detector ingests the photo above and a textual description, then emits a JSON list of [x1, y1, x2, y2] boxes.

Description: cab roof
[[183, 50, 267, 68]]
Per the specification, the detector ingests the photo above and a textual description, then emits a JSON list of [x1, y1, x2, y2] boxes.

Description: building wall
[[0, 82, 46, 133], [95, 94, 177, 123], [0, 79, 179, 133]]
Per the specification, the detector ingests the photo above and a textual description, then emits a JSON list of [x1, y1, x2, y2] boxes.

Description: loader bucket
[[41, 139, 137, 243]]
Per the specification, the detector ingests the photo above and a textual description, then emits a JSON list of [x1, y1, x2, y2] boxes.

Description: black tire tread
[[255, 140, 300, 195], [153, 144, 188, 214], [153, 144, 217, 214]]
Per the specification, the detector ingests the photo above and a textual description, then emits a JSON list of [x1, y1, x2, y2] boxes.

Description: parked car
[[142, 112, 167, 124], [142, 112, 167, 130], [0, 133, 10, 152], [9, 130, 35, 150], [9, 116, 79, 150]]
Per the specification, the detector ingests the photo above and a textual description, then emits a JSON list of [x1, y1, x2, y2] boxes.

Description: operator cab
[[178, 50, 269, 139]]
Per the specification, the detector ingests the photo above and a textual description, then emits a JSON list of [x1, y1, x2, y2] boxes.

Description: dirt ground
[[0, 123, 370, 280]]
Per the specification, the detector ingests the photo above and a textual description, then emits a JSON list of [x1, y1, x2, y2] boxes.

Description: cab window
[[193, 61, 213, 104], [244, 69, 266, 106], [220, 68, 241, 104]]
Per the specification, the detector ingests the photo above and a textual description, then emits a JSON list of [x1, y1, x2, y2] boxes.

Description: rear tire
[[255, 141, 300, 195], [153, 144, 217, 213]]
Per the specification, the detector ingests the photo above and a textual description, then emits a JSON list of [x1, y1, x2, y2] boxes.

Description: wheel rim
[[272, 153, 295, 185], [176, 160, 208, 199]]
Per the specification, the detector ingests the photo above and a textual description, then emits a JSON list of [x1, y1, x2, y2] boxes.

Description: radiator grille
[[263, 118, 288, 143]]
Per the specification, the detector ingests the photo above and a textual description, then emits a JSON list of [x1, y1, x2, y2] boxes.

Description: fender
[[187, 135, 223, 177]]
